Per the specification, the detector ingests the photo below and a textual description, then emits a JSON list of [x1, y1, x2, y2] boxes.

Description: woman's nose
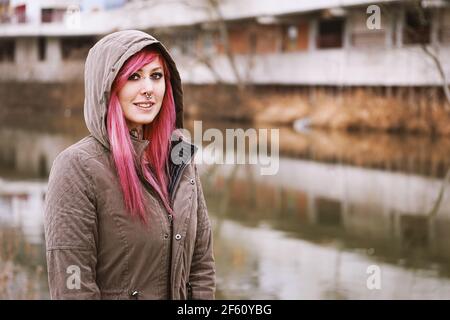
[[140, 76, 153, 94]]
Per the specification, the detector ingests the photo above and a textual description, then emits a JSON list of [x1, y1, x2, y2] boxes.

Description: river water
[[1, 115, 450, 299]]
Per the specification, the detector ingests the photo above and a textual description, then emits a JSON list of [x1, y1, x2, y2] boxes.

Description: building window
[[38, 37, 46, 61], [0, 2, 11, 23], [173, 32, 196, 56], [227, 25, 252, 55], [200, 32, 217, 56], [349, 10, 386, 48], [403, 10, 431, 45], [184, 34, 197, 55], [317, 18, 344, 49], [0, 39, 15, 63], [439, 8, 450, 44], [41, 8, 66, 23], [61, 37, 96, 60], [281, 25, 298, 52], [281, 22, 309, 52], [14, 4, 26, 23], [249, 32, 257, 53]]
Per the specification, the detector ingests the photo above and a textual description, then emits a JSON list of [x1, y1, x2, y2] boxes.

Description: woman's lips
[[133, 102, 154, 109]]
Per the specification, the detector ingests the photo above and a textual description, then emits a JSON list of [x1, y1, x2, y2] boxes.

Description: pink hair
[[107, 47, 176, 224]]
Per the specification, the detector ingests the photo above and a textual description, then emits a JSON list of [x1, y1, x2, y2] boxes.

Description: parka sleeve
[[44, 149, 100, 299], [189, 164, 216, 299]]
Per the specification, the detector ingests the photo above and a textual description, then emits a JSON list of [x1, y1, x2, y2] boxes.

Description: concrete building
[[0, 0, 449, 86]]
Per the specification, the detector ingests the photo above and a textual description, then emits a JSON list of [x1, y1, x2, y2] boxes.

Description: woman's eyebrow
[[136, 67, 163, 72]]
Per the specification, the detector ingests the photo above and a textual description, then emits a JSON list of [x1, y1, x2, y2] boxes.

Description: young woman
[[44, 30, 215, 299]]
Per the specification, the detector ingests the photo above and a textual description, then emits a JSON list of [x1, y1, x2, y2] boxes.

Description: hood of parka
[[84, 29, 184, 150]]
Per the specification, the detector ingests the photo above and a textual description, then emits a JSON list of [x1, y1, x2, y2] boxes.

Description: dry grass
[[225, 86, 450, 136], [306, 88, 450, 134], [251, 94, 310, 125], [0, 228, 48, 299]]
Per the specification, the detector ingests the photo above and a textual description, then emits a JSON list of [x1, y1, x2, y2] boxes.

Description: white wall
[[2, 41, 450, 85], [175, 45, 450, 86]]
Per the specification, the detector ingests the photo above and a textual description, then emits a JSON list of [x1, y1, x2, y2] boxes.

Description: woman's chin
[[134, 117, 156, 126]]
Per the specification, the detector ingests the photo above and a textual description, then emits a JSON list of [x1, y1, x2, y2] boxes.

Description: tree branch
[[421, 44, 450, 110]]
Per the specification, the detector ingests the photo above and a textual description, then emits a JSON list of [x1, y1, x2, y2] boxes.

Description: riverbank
[[184, 85, 450, 136], [2, 82, 450, 136]]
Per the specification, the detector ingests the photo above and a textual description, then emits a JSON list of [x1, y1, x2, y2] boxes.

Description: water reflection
[[1, 117, 450, 299], [0, 179, 46, 244], [0, 126, 86, 179], [204, 158, 450, 298], [213, 219, 450, 299]]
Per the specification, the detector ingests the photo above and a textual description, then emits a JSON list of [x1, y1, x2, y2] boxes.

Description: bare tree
[[410, 0, 450, 110], [381, 1, 450, 110], [176, 0, 255, 92]]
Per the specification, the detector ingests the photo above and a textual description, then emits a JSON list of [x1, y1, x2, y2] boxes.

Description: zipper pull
[[187, 282, 193, 300]]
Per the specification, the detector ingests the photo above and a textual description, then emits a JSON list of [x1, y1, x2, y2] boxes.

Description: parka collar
[[130, 130, 198, 167]]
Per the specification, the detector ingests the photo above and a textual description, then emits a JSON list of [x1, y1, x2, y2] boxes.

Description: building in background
[[0, 0, 449, 87]]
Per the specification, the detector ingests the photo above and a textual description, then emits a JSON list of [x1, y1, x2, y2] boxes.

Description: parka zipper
[[137, 139, 195, 299], [169, 162, 188, 206], [167, 162, 190, 299], [167, 213, 174, 299], [187, 281, 193, 300]]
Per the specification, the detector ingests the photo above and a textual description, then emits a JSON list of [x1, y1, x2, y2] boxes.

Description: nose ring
[[145, 92, 152, 100]]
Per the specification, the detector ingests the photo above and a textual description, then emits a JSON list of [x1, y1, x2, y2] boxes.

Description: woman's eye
[[128, 73, 140, 81], [151, 72, 163, 80], [127, 72, 162, 81]]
